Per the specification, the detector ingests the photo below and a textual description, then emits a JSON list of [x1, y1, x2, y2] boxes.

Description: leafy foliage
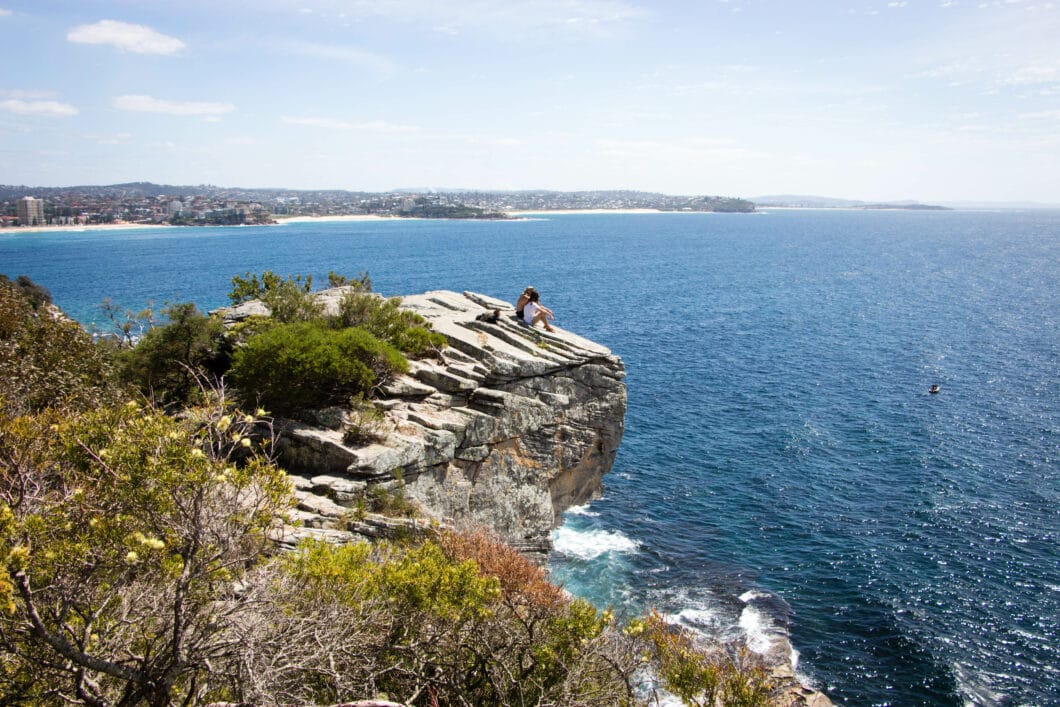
[[332, 289, 446, 358], [327, 270, 372, 290], [0, 395, 292, 706], [0, 274, 52, 310], [0, 277, 121, 415], [226, 321, 407, 415], [229, 531, 638, 706], [342, 395, 389, 445], [117, 302, 228, 407], [641, 611, 773, 707], [229, 270, 322, 323]]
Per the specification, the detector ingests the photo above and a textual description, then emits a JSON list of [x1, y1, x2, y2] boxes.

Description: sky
[[1, 0, 1059, 203]]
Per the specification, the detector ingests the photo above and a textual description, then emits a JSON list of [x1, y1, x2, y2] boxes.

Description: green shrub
[[230, 270, 323, 323], [332, 289, 446, 358], [0, 398, 291, 705], [327, 270, 372, 290], [227, 321, 407, 415], [236, 533, 637, 706], [342, 395, 389, 445], [364, 483, 419, 518], [0, 278, 121, 414], [117, 302, 228, 407], [0, 274, 52, 310], [641, 611, 773, 707]]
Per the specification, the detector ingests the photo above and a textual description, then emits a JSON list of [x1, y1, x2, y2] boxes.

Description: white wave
[[563, 504, 600, 517], [552, 526, 638, 560], [738, 605, 775, 654], [953, 663, 1008, 707], [667, 606, 729, 633]]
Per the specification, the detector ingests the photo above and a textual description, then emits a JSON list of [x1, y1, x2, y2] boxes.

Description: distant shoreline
[[508, 208, 664, 215], [1, 206, 969, 235], [0, 222, 182, 235]]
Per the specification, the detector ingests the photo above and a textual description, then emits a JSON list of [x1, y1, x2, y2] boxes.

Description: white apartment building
[[17, 196, 44, 226]]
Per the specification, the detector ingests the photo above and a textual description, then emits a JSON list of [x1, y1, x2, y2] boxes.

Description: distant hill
[[751, 194, 950, 210]]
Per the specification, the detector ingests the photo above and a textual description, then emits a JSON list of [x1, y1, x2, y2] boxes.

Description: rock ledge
[[243, 289, 626, 558]]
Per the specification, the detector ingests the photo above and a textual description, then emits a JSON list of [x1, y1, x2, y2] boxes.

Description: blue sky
[[2, 0, 1059, 202]]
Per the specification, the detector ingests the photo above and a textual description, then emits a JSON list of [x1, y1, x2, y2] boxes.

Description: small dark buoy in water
[[929, 384, 940, 395]]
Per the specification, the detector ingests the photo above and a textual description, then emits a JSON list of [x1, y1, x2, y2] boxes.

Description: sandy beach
[[507, 208, 664, 216], [272, 214, 392, 224], [1, 222, 183, 235], [1, 210, 679, 236]]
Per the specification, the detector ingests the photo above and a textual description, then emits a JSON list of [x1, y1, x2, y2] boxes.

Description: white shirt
[[523, 301, 540, 325]]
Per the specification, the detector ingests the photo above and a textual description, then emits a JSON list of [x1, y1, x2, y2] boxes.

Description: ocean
[[1, 209, 1057, 705]]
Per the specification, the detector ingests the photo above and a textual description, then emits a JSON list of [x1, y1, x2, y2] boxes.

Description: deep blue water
[[2, 210, 1058, 705]]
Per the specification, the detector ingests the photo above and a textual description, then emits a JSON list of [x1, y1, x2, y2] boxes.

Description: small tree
[[229, 271, 322, 323], [0, 395, 292, 706], [327, 270, 372, 291], [117, 302, 228, 407]]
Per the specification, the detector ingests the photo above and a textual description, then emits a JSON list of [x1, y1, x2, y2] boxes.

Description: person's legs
[[533, 311, 554, 331]]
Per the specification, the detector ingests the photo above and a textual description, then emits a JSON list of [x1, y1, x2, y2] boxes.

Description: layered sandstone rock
[[221, 289, 626, 558]]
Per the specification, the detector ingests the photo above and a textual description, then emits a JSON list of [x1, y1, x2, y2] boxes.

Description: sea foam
[[552, 526, 639, 560]]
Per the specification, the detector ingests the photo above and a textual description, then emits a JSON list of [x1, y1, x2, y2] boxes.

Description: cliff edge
[[228, 289, 626, 557]]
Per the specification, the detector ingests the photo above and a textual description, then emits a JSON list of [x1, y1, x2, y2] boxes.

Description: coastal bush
[[332, 288, 446, 358], [342, 394, 389, 445], [641, 611, 773, 707], [229, 270, 323, 323], [227, 321, 407, 415], [0, 277, 121, 414], [0, 274, 52, 310], [0, 395, 292, 705], [229, 532, 638, 706], [327, 269, 372, 290], [117, 302, 228, 407]]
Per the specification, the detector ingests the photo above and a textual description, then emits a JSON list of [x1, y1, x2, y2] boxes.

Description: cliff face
[[254, 290, 626, 557]]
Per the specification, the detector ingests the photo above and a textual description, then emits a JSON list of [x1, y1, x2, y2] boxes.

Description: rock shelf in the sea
[[217, 289, 627, 558]]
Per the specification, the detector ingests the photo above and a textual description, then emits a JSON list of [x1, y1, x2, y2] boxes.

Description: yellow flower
[[190, 449, 205, 459], [240, 437, 252, 448], [243, 414, 255, 424], [125, 551, 139, 564], [217, 415, 232, 432]]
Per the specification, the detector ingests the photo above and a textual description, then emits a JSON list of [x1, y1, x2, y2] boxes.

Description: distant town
[[0, 182, 955, 229], [0, 183, 762, 228]]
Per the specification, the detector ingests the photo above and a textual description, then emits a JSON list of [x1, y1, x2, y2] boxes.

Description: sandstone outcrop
[[220, 289, 626, 558]]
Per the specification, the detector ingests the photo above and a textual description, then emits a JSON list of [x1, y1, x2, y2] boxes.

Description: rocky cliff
[[221, 289, 626, 558]]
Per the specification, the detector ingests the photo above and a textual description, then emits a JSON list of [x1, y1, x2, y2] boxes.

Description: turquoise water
[[2, 210, 1057, 705]]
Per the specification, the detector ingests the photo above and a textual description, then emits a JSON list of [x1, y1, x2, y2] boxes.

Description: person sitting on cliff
[[522, 290, 555, 332], [515, 286, 536, 320]]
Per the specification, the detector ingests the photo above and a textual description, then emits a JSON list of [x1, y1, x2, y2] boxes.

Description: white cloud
[[0, 99, 79, 117], [0, 9, 12, 17], [282, 116, 417, 131], [112, 94, 234, 116], [67, 20, 185, 55]]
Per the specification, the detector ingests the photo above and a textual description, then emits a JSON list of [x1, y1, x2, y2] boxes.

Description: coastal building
[[16, 196, 44, 226]]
